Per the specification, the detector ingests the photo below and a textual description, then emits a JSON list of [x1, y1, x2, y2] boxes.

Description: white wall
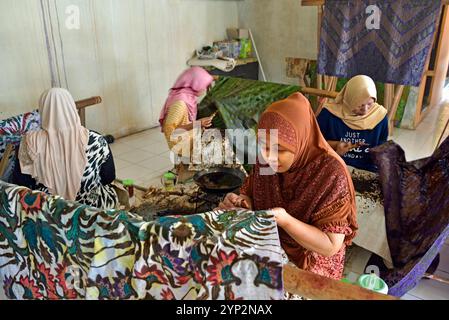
[[0, 0, 239, 137], [238, 0, 318, 85], [0, 0, 52, 120]]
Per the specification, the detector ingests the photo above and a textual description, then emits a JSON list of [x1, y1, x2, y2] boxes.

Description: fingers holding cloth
[[216, 193, 252, 211]]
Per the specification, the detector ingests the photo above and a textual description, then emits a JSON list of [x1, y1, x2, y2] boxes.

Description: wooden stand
[[302, 0, 449, 132]]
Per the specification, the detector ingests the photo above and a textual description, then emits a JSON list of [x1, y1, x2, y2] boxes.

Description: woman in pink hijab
[[160, 67, 215, 150], [160, 67, 215, 181]]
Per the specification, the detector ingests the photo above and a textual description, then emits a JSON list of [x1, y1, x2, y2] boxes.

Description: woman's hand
[[270, 207, 291, 228], [217, 193, 252, 210], [199, 116, 213, 128], [270, 208, 346, 257], [335, 141, 366, 156]]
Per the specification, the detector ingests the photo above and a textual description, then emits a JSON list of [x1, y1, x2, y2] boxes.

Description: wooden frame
[[75, 96, 103, 127], [412, 4, 449, 127], [302, 0, 449, 131], [301, 87, 338, 100]]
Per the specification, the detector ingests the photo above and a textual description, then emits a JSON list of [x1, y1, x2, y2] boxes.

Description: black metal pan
[[193, 167, 246, 194]]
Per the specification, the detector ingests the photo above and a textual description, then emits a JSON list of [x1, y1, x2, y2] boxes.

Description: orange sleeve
[[311, 193, 358, 244], [239, 172, 253, 197]]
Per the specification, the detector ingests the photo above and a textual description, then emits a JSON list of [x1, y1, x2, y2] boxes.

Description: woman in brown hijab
[[218, 93, 358, 280]]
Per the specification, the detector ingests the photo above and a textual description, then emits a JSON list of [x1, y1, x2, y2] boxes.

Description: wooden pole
[[388, 85, 405, 134], [384, 84, 394, 111], [429, 5, 449, 107], [412, 4, 445, 127], [299, 86, 339, 116], [75, 96, 102, 110], [283, 264, 398, 300], [423, 273, 449, 286], [114, 178, 148, 192], [300, 87, 338, 99]]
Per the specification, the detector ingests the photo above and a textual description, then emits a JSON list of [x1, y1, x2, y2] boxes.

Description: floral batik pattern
[[0, 111, 41, 181], [0, 181, 283, 300]]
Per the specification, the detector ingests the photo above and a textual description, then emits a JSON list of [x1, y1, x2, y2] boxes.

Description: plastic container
[[341, 278, 352, 284], [161, 172, 177, 192], [214, 40, 241, 59], [122, 179, 136, 207], [239, 38, 252, 59], [357, 273, 389, 295]]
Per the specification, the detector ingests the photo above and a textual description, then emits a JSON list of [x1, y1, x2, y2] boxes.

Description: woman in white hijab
[[13, 88, 118, 209]]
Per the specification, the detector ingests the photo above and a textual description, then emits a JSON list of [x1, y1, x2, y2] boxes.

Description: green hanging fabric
[[198, 76, 300, 132]]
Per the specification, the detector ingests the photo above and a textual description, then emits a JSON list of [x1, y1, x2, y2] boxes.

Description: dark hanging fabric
[[318, 0, 442, 86], [370, 138, 449, 295]]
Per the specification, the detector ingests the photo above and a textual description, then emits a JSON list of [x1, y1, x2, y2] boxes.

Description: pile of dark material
[[350, 170, 383, 204]]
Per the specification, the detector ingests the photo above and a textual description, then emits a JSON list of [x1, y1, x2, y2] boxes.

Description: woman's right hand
[[199, 116, 213, 128], [335, 141, 366, 156], [217, 193, 252, 210]]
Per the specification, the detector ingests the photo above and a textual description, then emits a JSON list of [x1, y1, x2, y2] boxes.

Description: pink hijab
[[159, 67, 214, 128]]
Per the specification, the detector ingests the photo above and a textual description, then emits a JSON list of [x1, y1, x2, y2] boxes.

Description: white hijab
[[19, 88, 89, 200]]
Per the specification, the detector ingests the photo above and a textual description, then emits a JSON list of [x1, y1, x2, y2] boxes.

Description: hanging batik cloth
[[318, 0, 442, 86], [0, 181, 284, 300]]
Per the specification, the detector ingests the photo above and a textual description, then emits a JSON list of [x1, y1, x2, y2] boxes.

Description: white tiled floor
[[111, 97, 449, 300], [111, 129, 173, 187]]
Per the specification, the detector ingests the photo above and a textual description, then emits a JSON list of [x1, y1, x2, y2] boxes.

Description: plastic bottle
[[161, 172, 177, 192], [122, 179, 136, 208]]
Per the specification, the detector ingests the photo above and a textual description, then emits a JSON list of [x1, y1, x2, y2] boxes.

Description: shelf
[[236, 57, 258, 66]]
